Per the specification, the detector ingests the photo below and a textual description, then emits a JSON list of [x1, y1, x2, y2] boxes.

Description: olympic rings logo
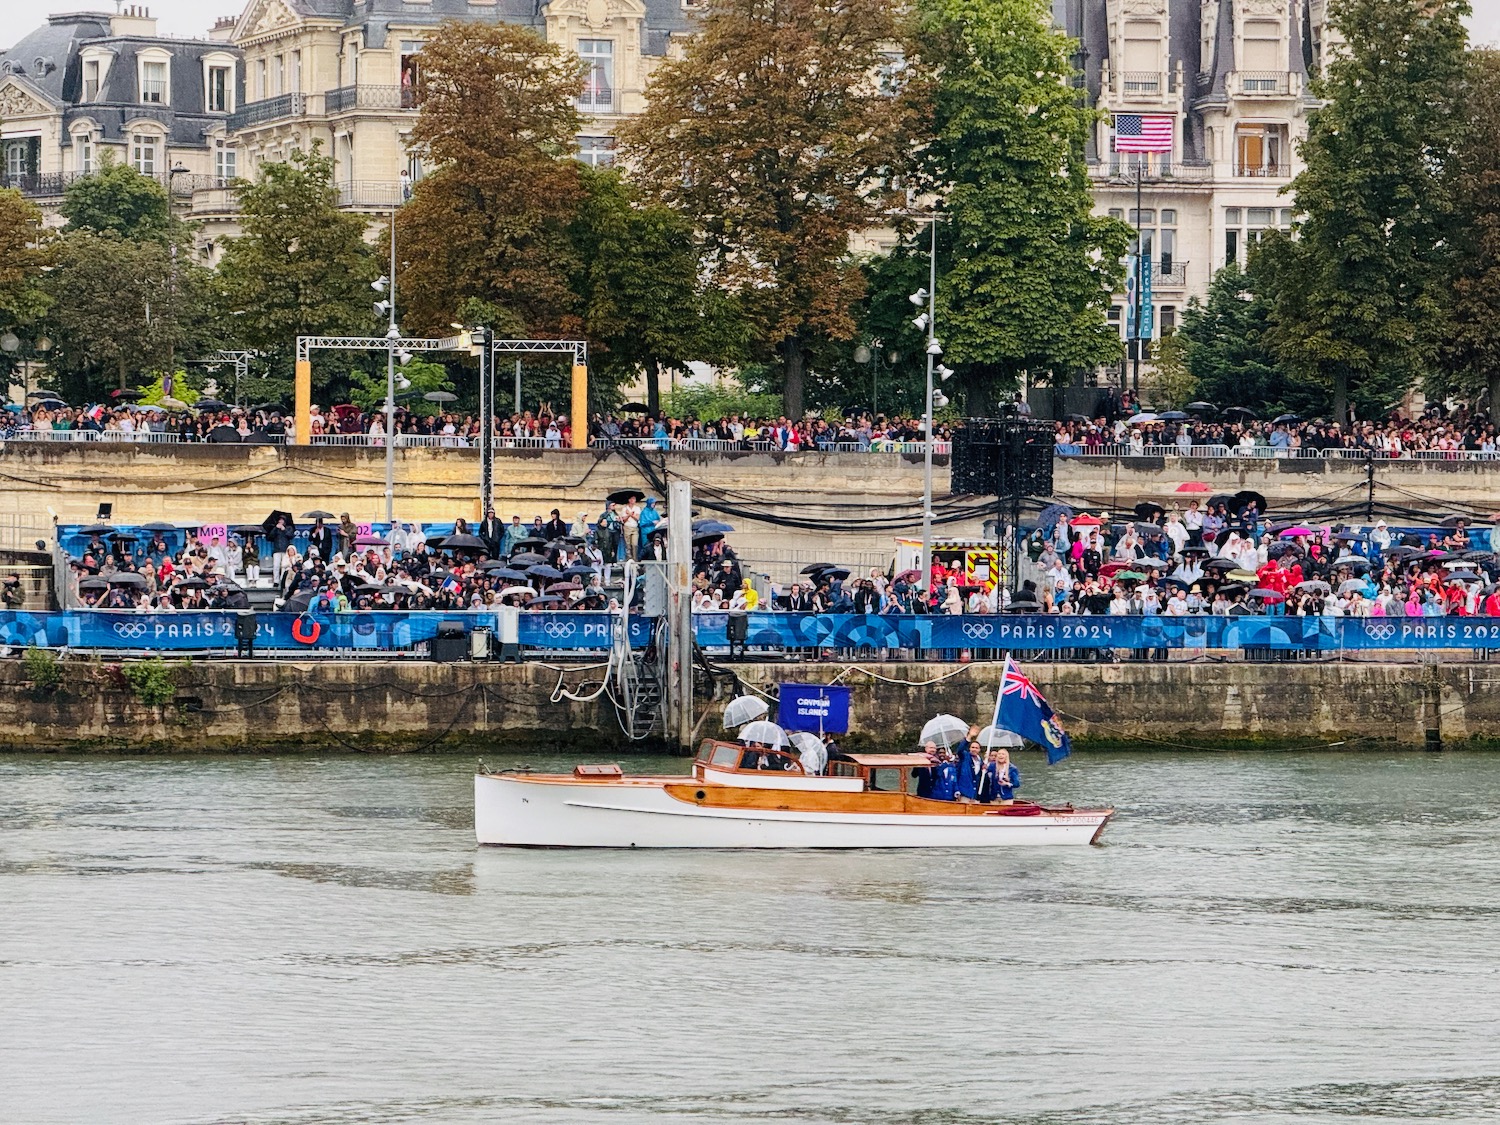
[[113, 621, 148, 639], [543, 620, 576, 638], [1365, 622, 1397, 641], [961, 622, 995, 639]]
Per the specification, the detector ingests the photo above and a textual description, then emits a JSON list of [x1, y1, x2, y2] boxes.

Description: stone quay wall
[[0, 656, 1495, 752]]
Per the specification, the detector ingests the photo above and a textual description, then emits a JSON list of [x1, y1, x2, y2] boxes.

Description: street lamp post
[[910, 218, 940, 596], [374, 208, 399, 524]]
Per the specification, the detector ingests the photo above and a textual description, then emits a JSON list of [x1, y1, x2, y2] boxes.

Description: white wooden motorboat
[[474, 740, 1112, 849]]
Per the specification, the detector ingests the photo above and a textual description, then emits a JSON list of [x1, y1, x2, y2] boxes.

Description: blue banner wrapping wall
[[777, 684, 852, 733], [11, 609, 1500, 653], [0, 610, 651, 652]]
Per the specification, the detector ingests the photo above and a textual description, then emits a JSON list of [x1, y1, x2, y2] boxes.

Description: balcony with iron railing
[[1234, 71, 1294, 96], [335, 181, 408, 209], [226, 92, 318, 131], [1090, 158, 1213, 183], [1120, 70, 1163, 95], [325, 84, 418, 114], [1153, 260, 1188, 287], [1234, 162, 1293, 179]]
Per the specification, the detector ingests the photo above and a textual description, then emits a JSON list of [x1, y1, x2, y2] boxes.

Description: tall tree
[[1438, 48, 1500, 412], [1263, 0, 1471, 421], [212, 146, 378, 376], [42, 230, 214, 398], [621, 0, 918, 417], [913, 0, 1130, 407], [0, 189, 54, 332], [396, 21, 586, 338], [59, 156, 172, 240], [569, 167, 747, 413]]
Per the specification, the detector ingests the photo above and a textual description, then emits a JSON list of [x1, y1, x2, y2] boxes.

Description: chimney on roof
[[208, 15, 238, 42], [110, 5, 158, 38]]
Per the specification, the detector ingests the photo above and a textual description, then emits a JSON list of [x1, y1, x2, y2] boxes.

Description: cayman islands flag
[[998, 657, 1073, 764]]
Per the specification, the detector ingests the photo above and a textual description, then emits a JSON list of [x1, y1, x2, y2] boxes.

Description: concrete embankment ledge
[[0, 658, 1494, 752]]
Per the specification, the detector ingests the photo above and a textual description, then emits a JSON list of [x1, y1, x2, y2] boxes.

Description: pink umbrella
[[1175, 481, 1213, 493], [355, 534, 386, 546], [1278, 527, 1313, 538]]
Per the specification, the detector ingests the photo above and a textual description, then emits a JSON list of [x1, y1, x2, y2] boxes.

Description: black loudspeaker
[[951, 418, 1054, 498], [432, 635, 468, 663]]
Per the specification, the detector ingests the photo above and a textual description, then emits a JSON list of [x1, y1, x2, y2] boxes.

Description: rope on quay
[[299, 681, 481, 753]]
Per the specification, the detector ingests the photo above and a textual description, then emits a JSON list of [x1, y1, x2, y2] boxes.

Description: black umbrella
[[140, 521, 176, 532], [441, 534, 487, 551], [494, 567, 531, 581], [1213, 528, 1237, 546], [1134, 501, 1165, 521], [1180, 545, 1211, 557], [821, 567, 852, 580], [78, 577, 108, 591], [173, 577, 211, 590], [108, 572, 147, 587], [206, 424, 241, 443], [1004, 598, 1042, 614], [231, 524, 264, 537], [528, 595, 566, 606], [1159, 577, 1190, 590], [1207, 494, 1235, 510], [530, 565, 564, 580], [1217, 582, 1249, 597], [284, 592, 313, 614], [1133, 521, 1162, 535], [1202, 557, 1238, 571], [1063, 413, 1091, 423], [80, 524, 115, 535], [513, 536, 549, 550], [510, 552, 547, 566], [693, 532, 725, 546], [243, 433, 274, 445], [1439, 515, 1469, 528], [195, 398, 229, 412], [303, 509, 336, 520], [111, 388, 144, 400], [606, 488, 656, 506], [1157, 411, 1189, 421], [1185, 401, 1217, 415], [618, 403, 651, 414], [1232, 490, 1268, 514], [563, 565, 596, 578], [262, 511, 295, 536], [800, 563, 838, 575], [109, 531, 140, 542], [1223, 406, 1257, 420], [1272, 413, 1302, 425], [250, 402, 283, 413]]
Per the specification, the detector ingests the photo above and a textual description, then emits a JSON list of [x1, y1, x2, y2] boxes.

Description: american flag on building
[[1113, 114, 1175, 153]]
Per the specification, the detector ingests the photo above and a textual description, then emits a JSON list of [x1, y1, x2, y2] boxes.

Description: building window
[[3, 142, 27, 180], [1241, 20, 1282, 75], [577, 135, 616, 167], [1107, 207, 1123, 220], [272, 55, 284, 96], [142, 60, 167, 104], [1160, 305, 1176, 335], [1224, 205, 1291, 266], [578, 40, 614, 111], [257, 59, 267, 100], [876, 50, 906, 96], [132, 133, 158, 176], [214, 138, 236, 182], [290, 50, 302, 93], [1235, 124, 1288, 176], [406, 151, 424, 182], [1122, 21, 1162, 90], [83, 59, 100, 101], [76, 133, 93, 174], [208, 65, 231, 112]]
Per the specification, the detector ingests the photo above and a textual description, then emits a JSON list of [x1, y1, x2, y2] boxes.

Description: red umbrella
[[1175, 481, 1213, 493], [1098, 561, 1127, 577], [1069, 514, 1102, 527]]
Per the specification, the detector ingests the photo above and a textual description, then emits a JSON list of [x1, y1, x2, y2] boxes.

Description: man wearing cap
[[478, 505, 504, 557]]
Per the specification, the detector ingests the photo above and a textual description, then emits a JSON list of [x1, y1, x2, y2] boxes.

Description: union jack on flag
[[997, 657, 1072, 764]]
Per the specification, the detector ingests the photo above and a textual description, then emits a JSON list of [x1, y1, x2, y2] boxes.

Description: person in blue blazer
[[954, 725, 982, 801], [979, 748, 1021, 803]]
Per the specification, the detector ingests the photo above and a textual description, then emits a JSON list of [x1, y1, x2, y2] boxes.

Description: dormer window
[[84, 59, 101, 100], [142, 61, 166, 103], [1242, 20, 1283, 77], [204, 53, 236, 113]]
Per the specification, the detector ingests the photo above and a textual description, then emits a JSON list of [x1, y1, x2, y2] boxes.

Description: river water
[[3, 750, 1499, 1125]]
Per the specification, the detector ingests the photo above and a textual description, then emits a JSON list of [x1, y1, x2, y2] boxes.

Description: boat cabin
[[692, 740, 931, 794]]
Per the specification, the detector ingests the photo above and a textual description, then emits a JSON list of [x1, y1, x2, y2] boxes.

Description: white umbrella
[[738, 720, 787, 748], [722, 694, 769, 728], [1127, 412, 1159, 425], [977, 725, 1023, 749], [787, 731, 827, 775], [1338, 578, 1367, 594], [919, 713, 969, 748]]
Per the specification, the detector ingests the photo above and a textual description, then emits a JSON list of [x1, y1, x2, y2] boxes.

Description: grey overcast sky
[[4, 0, 1499, 51]]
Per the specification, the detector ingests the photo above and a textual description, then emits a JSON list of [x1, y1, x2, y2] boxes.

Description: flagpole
[[990, 651, 1009, 733], [1132, 162, 1143, 401]]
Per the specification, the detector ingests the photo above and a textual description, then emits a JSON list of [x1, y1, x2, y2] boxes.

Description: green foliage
[[913, 0, 1130, 408], [1145, 332, 1196, 410], [212, 146, 378, 380], [40, 229, 216, 399], [347, 357, 456, 416], [660, 382, 785, 423], [136, 370, 200, 407], [60, 156, 172, 240], [22, 646, 61, 694], [570, 166, 748, 413], [1264, 0, 1471, 420], [1436, 49, 1500, 412], [0, 189, 55, 334], [120, 657, 182, 708], [1179, 263, 1318, 415]]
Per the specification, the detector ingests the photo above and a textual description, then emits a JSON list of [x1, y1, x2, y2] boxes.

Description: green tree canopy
[[59, 156, 172, 240], [212, 146, 378, 377], [0, 189, 54, 333], [913, 0, 1130, 408], [620, 0, 918, 418], [396, 20, 586, 338], [1437, 48, 1500, 413], [1262, 0, 1471, 420]]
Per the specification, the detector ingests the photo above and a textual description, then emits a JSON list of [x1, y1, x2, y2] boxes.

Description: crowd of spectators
[[1054, 406, 1500, 458]]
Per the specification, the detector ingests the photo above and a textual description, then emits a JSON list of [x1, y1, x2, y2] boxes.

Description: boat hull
[[474, 773, 1111, 849]]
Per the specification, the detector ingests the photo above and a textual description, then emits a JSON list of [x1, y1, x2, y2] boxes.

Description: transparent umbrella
[[788, 731, 827, 774], [737, 720, 787, 748], [722, 695, 769, 728], [977, 726, 1023, 749], [919, 714, 970, 748]]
